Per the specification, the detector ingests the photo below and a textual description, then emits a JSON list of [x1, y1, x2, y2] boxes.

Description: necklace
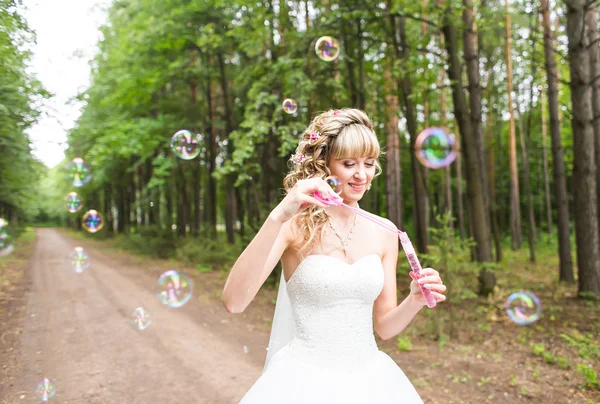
[[327, 213, 358, 258]]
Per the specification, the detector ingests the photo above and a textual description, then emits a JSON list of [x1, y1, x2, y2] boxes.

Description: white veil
[[263, 268, 295, 373]]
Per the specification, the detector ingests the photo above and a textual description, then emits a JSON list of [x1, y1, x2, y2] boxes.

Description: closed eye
[[344, 163, 375, 167]]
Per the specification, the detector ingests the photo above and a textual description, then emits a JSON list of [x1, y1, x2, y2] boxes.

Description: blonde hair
[[283, 108, 383, 255]]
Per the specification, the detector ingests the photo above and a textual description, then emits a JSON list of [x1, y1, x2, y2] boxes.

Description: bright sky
[[22, 0, 112, 168]]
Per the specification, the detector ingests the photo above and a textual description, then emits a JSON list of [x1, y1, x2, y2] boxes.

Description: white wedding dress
[[240, 254, 423, 403]]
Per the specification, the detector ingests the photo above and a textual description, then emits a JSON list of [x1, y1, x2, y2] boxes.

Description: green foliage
[[125, 226, 178, 259], [577, 364, 600, 391], [419, 211, 480, 305], [560, 332, 600, 361], [175, 236, 241, 271], [530, 342, 571, 369], [0, 0, 50, 221], [396, 334, 413, 351]]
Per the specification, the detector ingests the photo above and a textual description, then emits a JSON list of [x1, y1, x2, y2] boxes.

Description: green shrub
[[126, 226, 177, 259], [175, 236, 241, 271]]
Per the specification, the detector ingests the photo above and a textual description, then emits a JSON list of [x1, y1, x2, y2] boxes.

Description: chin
[[340, 191, 364, 202]]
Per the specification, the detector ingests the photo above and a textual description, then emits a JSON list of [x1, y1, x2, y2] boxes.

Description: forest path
[[0, 228, 264, 404]]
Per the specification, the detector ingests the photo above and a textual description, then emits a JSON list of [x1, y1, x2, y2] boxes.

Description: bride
[[222, 108, 447, 403]]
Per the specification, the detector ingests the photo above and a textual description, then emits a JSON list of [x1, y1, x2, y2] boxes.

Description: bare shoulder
[[359, 210, 398, 232], [359, 211, 399, 248]]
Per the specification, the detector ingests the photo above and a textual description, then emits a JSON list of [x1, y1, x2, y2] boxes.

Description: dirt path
[[1, 229, 265, 404]]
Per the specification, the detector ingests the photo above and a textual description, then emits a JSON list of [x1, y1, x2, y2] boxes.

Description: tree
[[441, 2, 494, 294], [0, 0, 48, 223], [540, 83, 552, 236], [505, 0, 522, 251], [586, 9, 600, 237], [384, 54, 403, 230], [565, 0, 600, 297], [386, 6, 429, 253], [541, 0, 574, 283]]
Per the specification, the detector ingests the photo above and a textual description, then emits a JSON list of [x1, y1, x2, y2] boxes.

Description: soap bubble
[[325, 176, 343, 194], [415, 127, 458, 169], [156, 270, 193, 308], [315, 36, 340, 62], [132, 307, 152, 330], [82, 210, 103, 233], [35, 378, 56, 402], [0, 218, 14, 257], [69, 247, 89, 273], [505, 291, 542, 325], [66, 157, 92, 187], [65, 192, 83, 213], [282, 98, 298, 114], [171, 129, 200, 160]]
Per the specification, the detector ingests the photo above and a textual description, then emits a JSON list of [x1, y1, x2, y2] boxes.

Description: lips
[[349, 183, 365, 191]]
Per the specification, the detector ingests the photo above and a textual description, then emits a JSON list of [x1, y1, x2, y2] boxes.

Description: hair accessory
[[309, 131, 321, 144], [333, 110, 341, 115], [293, 153, 305, 165]]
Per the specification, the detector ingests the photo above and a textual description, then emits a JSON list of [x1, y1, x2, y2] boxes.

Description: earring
[[367, 183, 372, 191]]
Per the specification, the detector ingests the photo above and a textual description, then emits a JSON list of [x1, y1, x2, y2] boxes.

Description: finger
[[423, 283, 446, 293], [417, 275, 441, 285], [423, 268, 439, 276], [298, 194, 328, 209], [431, 292, 446, 301], [309, 195, 329, 208]]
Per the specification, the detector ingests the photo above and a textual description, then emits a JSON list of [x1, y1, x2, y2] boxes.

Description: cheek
[[330, 165, 350, 179]]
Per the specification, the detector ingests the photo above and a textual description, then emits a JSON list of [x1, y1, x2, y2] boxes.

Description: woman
[[222, 108, 447, 403]]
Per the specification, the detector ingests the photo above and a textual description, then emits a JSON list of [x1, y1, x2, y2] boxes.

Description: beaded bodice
[[285, 254, 384, 368]]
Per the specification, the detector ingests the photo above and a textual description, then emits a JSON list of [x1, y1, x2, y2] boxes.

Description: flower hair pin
[[292, 153, 305, 165], [309, 131, 321, 144], [333, 110, 341, 115]]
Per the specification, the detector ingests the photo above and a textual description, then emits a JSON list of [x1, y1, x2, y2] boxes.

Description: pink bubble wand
[[314, 191, 437, 308]]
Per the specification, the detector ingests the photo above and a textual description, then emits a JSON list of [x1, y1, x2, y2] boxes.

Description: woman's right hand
[[270, 178, 334, 223]]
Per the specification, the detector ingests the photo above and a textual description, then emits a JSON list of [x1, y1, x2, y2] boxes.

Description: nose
[[353, 165, 367, 181]]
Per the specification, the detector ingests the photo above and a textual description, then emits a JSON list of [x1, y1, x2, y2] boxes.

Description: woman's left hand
[[409, 268, 447, 307]]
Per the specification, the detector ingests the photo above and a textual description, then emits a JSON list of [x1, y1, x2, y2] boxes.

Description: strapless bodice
[[284, 254, 384, 368]]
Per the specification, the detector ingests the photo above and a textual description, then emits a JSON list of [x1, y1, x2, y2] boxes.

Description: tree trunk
[[218, 51, 237, 244], [357, 19, 366, 111], [384, 54, 403, 230], [205, 71, 218, 238], [455, 118, 466, 240], [176, 160, 188, 237], [104, 184, 114, 235], [505, 0, 522, 251], [442, 10, 494, 294], [541, 0, 574, 283], [341, 21, 359, 108], [540, 84, 553, 236], [386, 8, 429, 253], [235, 187, 245, 240], [439, 61, 454, 230], [565, 0, 600, 298], [587, 9, 600, 244], [517, 106, 536, 262], [463, 0, 489, 223], [422, 0, 430, 232], [485, 71, 503, 262]]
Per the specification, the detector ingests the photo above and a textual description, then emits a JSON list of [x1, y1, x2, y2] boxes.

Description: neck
[[326, 201, 359, 222]]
